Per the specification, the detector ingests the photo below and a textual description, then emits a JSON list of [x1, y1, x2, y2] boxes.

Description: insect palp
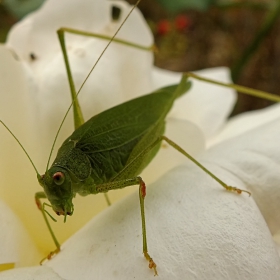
[[64, 213, 67, 223], [43, 205, 57, 222]]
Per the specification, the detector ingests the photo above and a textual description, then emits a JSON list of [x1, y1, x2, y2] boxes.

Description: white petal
[[0, 199, 40, 268], [40, 164, 279, 279], [0, 44, 42, 264], [6, 0, 109, 61], [152, 67, 237, 139], [141, 118, 205, 183], [0, 266, 62, 279], [41, 108, 280, 279], [2, 164, 279, 278], [208, 102, 280, 147], [203, 116, 280, 238], [6, 0, 154, 122]]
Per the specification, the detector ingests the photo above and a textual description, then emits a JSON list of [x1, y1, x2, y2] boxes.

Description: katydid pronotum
[[1, 0, 280, 276]]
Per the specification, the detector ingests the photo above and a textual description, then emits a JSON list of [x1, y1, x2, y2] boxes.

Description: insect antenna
[[46, 0, 143, 171], [0, 120, 39, 176]]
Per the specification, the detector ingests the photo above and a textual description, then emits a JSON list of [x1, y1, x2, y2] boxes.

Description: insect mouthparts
[[55, 209, 73, 216]]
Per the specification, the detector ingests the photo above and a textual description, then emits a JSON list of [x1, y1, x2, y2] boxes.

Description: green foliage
[[156, 0, 216, 13], [3, 0, 45, 18]]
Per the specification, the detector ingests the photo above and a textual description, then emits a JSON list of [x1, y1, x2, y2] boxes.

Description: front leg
[[95, 177, 158, 276], [35, 191, 60, 263]]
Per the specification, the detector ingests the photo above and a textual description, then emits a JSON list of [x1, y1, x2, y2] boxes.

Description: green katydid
[[2, 0, 280, 276], [33, 70, 251, 275]]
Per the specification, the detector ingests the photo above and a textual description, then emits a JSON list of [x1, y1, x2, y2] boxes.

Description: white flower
[[1, 0, 279, 279]]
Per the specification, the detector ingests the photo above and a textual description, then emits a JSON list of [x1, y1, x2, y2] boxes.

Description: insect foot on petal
[[226, 185, 251, 197], [144, 252, 158, 276], [40, 247, 61, 265]]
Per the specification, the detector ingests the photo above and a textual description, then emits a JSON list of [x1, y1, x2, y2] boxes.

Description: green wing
[[61, 75, 190, 182]]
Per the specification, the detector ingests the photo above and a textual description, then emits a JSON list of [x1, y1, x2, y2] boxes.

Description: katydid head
[[38, 167, 74, 217]]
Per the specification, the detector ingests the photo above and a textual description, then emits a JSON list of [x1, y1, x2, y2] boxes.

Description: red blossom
[[175, 14, 191, 31], [157, 19, 171, 36]]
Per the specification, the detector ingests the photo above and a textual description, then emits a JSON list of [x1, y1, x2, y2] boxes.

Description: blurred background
[[0, 0, 279, 116]]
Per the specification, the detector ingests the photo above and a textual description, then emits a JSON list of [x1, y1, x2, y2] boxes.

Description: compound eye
[[53, 172, 65, 186]]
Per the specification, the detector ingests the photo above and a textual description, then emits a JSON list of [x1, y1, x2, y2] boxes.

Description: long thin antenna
[[46, 0, 142, 170], [0, 120, 39, 175]]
